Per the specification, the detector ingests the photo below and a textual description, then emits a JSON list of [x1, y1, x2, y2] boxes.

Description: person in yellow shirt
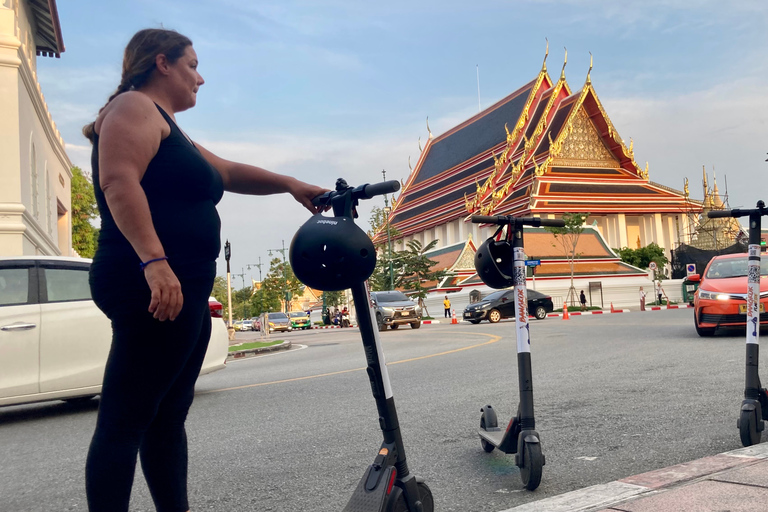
[[443, 296, 451, 318]]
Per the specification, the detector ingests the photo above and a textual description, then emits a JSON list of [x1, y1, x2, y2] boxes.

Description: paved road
[[0, 310, 753, 511]]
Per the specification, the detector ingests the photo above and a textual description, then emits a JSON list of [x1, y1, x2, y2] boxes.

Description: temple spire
[[541, 38, 549, 72], [586, 52, 593, 84], [560, 47, 568, 80]]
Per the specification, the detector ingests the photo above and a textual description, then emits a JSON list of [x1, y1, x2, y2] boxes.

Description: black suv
[[463, 289, 554, 323], [370, 291, 422, 331]]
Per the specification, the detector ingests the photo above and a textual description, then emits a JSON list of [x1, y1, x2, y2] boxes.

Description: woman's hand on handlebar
[[290, 179, 331, 213], [144, 260, 184, 321]]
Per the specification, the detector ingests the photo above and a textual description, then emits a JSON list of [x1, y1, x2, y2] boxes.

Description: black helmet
[[289, 214, 376, 291], [474, 237, 514, 289]]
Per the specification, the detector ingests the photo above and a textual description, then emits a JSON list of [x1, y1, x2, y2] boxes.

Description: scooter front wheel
[[739, 408, 761, 447], [388, 482, 434, 512], [480, 416, 495, 453], [520, 442, 543, 491]]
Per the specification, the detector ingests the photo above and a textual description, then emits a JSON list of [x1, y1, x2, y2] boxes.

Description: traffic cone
[[562, 303, 569, 320], [610, 302, 616, 313], [451, 309, 458, 324]]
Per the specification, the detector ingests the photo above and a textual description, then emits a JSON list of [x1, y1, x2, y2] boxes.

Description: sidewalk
[[500, 443, 768, 512]]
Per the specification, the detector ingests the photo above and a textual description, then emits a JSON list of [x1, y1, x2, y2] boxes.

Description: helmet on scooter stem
[[289, 214, 376, 291], [474, 236, 514, 289]]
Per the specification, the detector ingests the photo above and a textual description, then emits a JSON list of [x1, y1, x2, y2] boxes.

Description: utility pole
[[224, 240, 235, 341], [382, 169, 394, 290], [268, 240, 290, 313]]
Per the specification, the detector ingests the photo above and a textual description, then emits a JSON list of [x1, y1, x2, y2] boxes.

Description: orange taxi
[[690, 253, 768, 336]]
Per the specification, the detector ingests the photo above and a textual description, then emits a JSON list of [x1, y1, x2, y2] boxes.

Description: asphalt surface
[[0, 310, 753, 511]]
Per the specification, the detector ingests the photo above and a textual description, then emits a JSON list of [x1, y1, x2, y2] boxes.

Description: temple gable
[[553, 108, 618, 169]]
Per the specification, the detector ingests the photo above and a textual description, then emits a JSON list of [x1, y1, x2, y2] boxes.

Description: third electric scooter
[[709, 201, 768, 446], [471, 214, 564, 491]]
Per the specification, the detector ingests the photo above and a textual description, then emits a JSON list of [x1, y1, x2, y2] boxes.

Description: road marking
[[200, 333, 501, 395]]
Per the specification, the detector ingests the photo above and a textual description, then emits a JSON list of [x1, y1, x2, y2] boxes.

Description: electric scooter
[[709, 201, 768, 446], [471, 214, 565, 490], [305, 179, 434, 512]]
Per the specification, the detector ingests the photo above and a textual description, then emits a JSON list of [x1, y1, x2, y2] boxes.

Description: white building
[[0, 0, 71, 256]]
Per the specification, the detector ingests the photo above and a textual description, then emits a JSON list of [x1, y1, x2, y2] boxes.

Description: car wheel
[[390, 324, 399, 330], [488, 309, 502, 323], [376, 314, 386, 332], [694, 310, 715, 337], [469, 320, 481, 324], [411, 321, 421, 329], [534, 306, 547, 320]]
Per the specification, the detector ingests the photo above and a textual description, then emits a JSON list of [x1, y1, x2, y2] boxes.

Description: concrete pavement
[[500, 441, 768, 512]]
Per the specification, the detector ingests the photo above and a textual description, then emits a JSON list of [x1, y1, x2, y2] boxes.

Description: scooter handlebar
[[707, 209, 737, 218], [471, 215, 566, 228], [311, 180, 401, 206]]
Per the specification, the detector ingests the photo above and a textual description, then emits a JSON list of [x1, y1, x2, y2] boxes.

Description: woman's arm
[[195, 144, 327, 213], [97, 93, 183, 321]]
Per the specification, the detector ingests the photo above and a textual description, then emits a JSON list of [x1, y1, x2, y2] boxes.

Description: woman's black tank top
[[90, 104, 224, 279]]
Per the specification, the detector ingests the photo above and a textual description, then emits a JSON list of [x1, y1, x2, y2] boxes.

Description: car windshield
[[482, 290, 513, 301], [373, 291, 409, 302], [268, 312, 288, 320], [706, 256, 768, 279], [289, 312, 306, 318]]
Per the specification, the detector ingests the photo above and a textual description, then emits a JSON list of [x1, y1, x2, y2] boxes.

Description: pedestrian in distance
[[639, 286, 647, 311], [579, 290, 587, 311], [444, 295, 451, 318], [82, 28, 327, 512]]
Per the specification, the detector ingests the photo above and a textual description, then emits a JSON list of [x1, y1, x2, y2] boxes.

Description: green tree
[[368, 205, 401, 291], [544, 212, 589, 306], [71, 166, 99, 258], [398, 239, 447, 300], [261, 257, 304, 312], [615, 243, 668, 271]]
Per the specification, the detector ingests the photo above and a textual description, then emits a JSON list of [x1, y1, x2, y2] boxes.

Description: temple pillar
[[617, 213, 628, 248]]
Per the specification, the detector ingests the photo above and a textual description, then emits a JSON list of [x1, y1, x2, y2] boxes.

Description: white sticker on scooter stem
[[363, 280, 394, 398], [513, 247, 530, 353], [747, 244, 760, 345]]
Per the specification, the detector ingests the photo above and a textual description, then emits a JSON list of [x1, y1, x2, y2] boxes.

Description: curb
[[498, 443, 768, 512], [227, 340, 292, 360]]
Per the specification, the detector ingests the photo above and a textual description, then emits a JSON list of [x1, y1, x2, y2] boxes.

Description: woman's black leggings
[[86, 275, 213, 512]]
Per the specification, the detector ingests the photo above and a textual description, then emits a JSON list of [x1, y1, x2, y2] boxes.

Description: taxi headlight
[[698, 289, 730, 301]]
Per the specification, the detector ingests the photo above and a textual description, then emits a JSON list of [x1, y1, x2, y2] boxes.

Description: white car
[[0, 256, 228, 408]]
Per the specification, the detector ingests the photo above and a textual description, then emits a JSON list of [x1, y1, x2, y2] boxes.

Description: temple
[[375, 49, 705, 291]]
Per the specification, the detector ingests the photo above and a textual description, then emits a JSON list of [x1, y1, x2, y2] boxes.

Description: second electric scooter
[[471, 214, 564, 491], [290, 178, 434, 512], [709, 201, 768, 446]]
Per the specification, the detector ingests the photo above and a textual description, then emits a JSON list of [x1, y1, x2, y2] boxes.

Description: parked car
[[463, 288, 554, 323], [233, 320, 245, 331], [369, 291, 422, 331], [289, 311, 311, 330], [0, 257, 228, 408], [690, 253, 768, 336], [259, 311, 292, 333]]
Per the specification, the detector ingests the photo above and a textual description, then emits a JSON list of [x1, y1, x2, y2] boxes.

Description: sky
[[37, 0, 768, 282]]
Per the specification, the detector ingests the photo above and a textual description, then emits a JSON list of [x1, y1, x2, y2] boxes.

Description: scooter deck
[[479, 428, 505, 449]]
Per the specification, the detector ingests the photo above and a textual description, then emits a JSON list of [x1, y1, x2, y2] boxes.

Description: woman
[[83, 28, 325, 512]]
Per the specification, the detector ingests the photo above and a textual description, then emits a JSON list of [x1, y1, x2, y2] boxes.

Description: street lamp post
[[384, 205, 394, 290], [268, 240, 290, 313], [224, 240, 235, 341], [247, 257, 264, 314]]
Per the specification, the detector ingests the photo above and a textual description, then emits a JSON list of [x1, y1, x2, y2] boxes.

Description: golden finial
[[629, 137, 634, 154], [560, 47, 567, 80], [548, 131, 554, 148], [542, 38, 549, 71], [426, 116, 433, 139], [684, 177, 689, 198], [408, 156, 412, 171], [586, 52, 593, 84], [418, 137, 422, 152], [504, 122, 510, 139]]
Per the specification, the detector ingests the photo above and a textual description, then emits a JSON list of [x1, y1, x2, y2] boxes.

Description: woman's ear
[[154, 54, 171, 75]]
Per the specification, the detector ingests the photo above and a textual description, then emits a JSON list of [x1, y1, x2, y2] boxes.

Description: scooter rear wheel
[[480, 416, 495, 453], [520, 442, 543, 491], [739, 409, 761, 447], [388, 482, 434, 512]]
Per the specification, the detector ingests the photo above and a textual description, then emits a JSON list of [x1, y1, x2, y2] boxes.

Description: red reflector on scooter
[[386, 468, 397, 495]]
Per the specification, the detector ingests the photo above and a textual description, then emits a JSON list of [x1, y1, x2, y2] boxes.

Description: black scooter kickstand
[[472, 214, 564, 491], [709, 201, 768, 446], [305, 179, 434, 512]]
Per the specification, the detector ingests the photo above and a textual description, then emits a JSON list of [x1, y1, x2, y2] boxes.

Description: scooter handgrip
[[311, 191, 334, 207], [707, 210, 734, 218], [471, 215, 500, 224], [361, 180, 400, 199], [538, 219, 566, 227]]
